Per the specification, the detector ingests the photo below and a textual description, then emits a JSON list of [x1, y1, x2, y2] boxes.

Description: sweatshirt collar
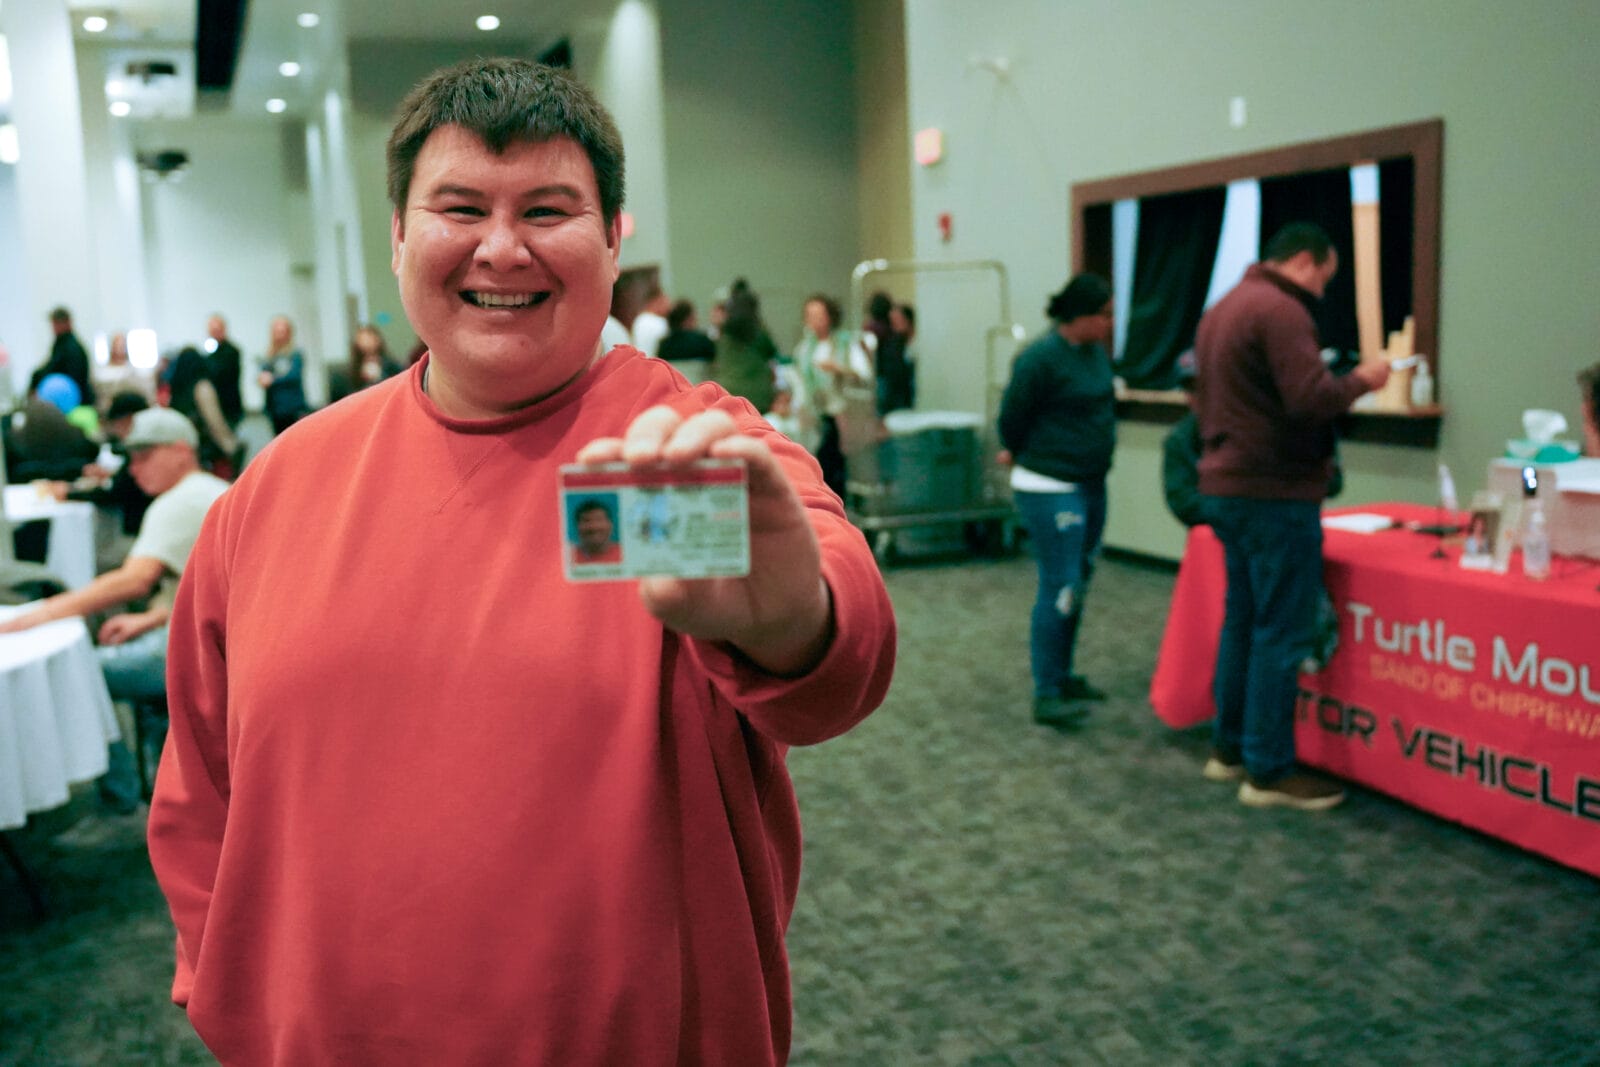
[[1248, 262, 1318, 310]]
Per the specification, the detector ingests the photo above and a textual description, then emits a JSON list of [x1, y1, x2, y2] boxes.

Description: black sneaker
[[1060, 675, 1107, 701], [1032, 695, 1090, 729]]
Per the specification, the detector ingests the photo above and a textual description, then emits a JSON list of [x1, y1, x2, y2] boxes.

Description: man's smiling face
[[392, 126, 621, 419]]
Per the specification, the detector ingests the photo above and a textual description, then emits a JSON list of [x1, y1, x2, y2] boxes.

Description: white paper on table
[[1321, 512, 1396, 534]]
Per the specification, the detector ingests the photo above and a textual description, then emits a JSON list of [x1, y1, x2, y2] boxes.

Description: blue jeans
[[97, 626, 169, 811], [1209, 498, 1323, 781], [1015, 483, 1106, 697]]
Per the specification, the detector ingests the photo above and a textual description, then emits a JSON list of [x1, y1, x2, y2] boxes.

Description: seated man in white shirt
[[0, 408, 230, 812]]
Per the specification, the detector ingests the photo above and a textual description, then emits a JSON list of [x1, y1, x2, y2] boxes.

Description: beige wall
[[905, 0, 1600, 559], [854, 0, 914, 308], [658, 0, 860, 351]]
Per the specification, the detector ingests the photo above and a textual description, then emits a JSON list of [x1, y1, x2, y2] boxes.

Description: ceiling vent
[[126, 59, 180, 82]]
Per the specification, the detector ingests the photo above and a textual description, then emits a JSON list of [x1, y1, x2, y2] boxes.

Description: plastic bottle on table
[[1522, 492, 1550, 581], [1409, 359, 1433, 408]]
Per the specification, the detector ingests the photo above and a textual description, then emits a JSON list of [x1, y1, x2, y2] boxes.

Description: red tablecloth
[[1151, 503, 1600, 878]]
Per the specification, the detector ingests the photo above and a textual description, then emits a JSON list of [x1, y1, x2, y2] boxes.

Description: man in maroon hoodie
[[1193, 222, 1390, 811]]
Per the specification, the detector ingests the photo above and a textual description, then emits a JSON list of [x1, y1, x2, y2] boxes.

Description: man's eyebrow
[[424, 182, 584, 200]]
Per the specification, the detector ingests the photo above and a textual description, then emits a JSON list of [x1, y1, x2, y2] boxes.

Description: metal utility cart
[[841, 258, 1026, 562]]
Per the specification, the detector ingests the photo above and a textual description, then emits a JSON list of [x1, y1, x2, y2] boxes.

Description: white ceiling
[[55, 0, 596, 121]]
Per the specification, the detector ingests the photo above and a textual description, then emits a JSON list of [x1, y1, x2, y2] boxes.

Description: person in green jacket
[[709, 285, 777, 414]]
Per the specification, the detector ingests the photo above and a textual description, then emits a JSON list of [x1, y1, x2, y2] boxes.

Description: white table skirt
[[0, 610, 120, 831], [5, 484, 98, 591]]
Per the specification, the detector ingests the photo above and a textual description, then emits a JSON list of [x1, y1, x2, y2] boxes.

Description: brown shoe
[[1238, 770, 1345, 811]]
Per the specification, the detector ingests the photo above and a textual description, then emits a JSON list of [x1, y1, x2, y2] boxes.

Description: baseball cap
[[123, 407, 199, 451]]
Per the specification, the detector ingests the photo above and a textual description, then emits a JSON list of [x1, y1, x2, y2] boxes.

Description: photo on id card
[[560, 459, 750, 582]]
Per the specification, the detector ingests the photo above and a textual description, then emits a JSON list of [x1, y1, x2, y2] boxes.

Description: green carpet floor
[[3, 551, 1597, 1065]]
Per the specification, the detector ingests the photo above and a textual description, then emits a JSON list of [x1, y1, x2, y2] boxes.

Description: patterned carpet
[[3, 551, 1597, 1065]]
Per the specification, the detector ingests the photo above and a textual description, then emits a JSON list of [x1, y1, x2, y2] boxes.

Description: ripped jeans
[[1015, 482, 1106, 698]]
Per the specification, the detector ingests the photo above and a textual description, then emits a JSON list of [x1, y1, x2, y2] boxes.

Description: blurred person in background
[[258, 315, 308, 435], [710, 285, 779, 415], [1193, 222, 1388, 810], [891, 302, 917, 408], [204, 315, 245, 428], [167, 347, 242, 477], [656, 298, 715, 384], [864, 290, 913, 415], [93, 332, 154, 412], [59, 391, 156, 537], [43, 306, 93, 404], [792, 294, 871, 499], [5, 369, 99, 482], [630, 285, 671, 358], [330, 324, 403, 402], [998, 273, 1117, 730]]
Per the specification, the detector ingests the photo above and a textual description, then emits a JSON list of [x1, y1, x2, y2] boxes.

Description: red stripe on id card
[[562, 465, 745, 489]]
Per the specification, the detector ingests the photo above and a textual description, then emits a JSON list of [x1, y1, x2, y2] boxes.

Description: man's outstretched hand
[[575, 406, 833, 677]]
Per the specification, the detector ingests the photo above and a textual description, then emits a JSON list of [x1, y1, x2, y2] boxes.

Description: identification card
[[559, 459, 750, 582]]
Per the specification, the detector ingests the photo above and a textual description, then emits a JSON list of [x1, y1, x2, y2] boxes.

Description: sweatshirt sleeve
[[146, 494, 236, 1006], [997, 351, 1039, 455], [682, 401, 896, 747], [1263, 309, 1367, 424]]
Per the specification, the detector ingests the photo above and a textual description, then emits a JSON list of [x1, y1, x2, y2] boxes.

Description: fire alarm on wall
[[937, 212, 953, 243]]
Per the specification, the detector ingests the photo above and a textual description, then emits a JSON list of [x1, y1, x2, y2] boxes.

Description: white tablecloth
[[5, 484, 98, 590], [0, 608, 119, 830]]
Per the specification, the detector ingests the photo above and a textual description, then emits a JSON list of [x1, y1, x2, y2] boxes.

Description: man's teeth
[[469, 292, 543, 308]]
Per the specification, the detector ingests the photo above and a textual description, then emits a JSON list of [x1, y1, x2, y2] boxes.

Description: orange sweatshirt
[[148, 350, 895, 1065]]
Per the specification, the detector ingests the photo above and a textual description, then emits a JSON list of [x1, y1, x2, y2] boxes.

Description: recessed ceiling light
[[83, 16, 109, 33], [297, 12, 320, 28], [109, 101, 132, 117], [279, 61, 301, 77], [106, 79, 126, 95], [476, 15, 501, 31], [266, 98, 288, 114]]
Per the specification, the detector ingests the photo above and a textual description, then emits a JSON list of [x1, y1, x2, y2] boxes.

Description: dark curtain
[[1378, 157, 1415, 338], [1119, 186, 1226, 389], [1258, 167, 1358, 354]]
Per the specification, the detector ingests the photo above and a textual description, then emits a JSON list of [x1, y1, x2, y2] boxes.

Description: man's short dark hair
[[106, 391, 151, 421], [386, 58, 626, 225], [575, 499, 613, 522], [48, 307, 72, 324], [1262, 222, 1335, 265], [667, 300, 696, 331], [1045, 273, 1112, 324]]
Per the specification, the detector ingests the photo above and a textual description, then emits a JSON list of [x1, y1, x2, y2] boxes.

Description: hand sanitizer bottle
[[1520, 467, 1550, 580], [1409, 359, 1433, 408]]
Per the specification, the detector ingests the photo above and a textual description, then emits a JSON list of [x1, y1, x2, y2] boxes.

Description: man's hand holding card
[[574, 405, 833, 677]]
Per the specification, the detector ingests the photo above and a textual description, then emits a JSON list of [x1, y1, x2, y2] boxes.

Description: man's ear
[[605, 213, 622, 280], [391, 210, 404, 274]]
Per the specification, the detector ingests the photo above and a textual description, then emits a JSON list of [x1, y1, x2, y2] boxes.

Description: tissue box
[[1487, 458, 1600, 560], [1505, 439, 1582, 463]]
